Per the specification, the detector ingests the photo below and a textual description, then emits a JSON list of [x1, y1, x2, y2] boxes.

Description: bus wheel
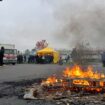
[[12, 63, 16, 65]]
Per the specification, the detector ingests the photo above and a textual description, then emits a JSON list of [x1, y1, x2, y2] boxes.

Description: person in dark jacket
[[101, 52, 105, 67], [50, 54, 54, 63], [35, 54, 39, 64], [0, 47, 5, 66]]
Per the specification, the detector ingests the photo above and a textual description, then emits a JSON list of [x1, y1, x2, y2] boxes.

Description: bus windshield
[[4, 49, 17, 54]]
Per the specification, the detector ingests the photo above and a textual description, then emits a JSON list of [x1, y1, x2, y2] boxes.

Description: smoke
[[0, 0, 105, 50], [0, 0, 55, 50], [50, 0, 105, 49]]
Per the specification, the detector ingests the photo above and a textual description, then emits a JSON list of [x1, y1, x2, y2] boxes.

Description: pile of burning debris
[[23, 65, 105, 105]]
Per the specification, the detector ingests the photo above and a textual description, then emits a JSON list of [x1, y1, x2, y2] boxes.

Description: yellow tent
[[37, 47, 59, 63]]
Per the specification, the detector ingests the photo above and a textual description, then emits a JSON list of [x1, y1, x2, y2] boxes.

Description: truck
[[0, 44, 17, 65]]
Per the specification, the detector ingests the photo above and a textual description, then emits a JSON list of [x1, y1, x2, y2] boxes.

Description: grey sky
[[0, 0, 105, 51]]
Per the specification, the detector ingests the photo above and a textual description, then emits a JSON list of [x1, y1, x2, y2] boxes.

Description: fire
[[63, 65, 105, 87], [73, 80, 89, 86], [42, 65, 105, 90], [63, 65, 84, 78], [42, 75, 58, 86], [63, 65, 105, 79]]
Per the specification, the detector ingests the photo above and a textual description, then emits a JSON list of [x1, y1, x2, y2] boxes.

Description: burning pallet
[[42, 78, 105, 93], [24, 65, 105, 102]]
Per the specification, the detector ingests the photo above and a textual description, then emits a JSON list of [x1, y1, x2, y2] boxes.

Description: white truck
[[0, 44, 17, 65]]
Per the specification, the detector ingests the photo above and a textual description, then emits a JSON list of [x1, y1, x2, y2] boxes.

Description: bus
[[0, 44, 17, 65]]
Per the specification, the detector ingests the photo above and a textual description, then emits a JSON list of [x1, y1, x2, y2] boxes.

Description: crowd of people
[[17, 54, 54, 64], [35, 54, 54, 64]]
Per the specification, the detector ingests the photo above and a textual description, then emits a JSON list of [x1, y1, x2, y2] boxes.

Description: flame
[[63, 65, 105, 86], [100, 81, 105, 87], [85, 87, 102, 92], [96, 88, 102, 92], [73, 80, 89, 86], [63, 65, 83, 78], [42, 75, 58, 86], [42, 65, 105, 88], [63, 65, 105, 79]]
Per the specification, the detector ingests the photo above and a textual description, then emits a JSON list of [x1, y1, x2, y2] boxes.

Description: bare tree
[[36, 40, 48, 50], [71, 42, 93, 65]]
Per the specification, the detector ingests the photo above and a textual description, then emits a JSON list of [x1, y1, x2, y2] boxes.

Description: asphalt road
[[0, 64, 67, 105], [0, 64, 66, 82], [0, 63, 105, 105]]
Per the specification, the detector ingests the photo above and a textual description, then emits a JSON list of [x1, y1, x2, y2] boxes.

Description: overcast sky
[[0, 0, 105, 51]]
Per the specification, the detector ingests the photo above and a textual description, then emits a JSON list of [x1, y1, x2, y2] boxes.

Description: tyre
[[12, 63, 16, 65]]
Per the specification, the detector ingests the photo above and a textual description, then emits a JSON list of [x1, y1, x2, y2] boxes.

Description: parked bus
[[0, 44, 17, 65]]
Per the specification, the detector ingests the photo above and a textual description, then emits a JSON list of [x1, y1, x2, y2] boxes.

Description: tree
[[36, 40, 48, 50], [71, 42, 93, 65]]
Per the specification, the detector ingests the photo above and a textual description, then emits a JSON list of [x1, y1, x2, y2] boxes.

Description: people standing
[[0, 47, 5, 66], [101, 52, 105, 67], [35, 54, 39, 64], [45, 54, 49, 64], [50, 54, 54, 63]]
